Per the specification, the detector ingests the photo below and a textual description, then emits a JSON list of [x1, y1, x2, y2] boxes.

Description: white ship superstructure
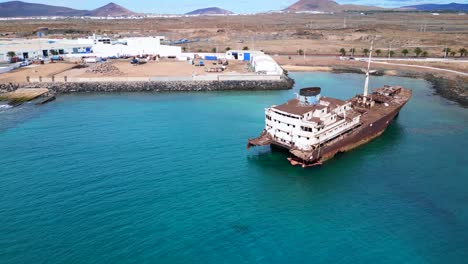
[[264, 88, 361, 151]]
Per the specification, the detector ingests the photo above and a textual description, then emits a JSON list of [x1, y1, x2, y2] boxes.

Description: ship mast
[[363, 39, 374, 100]]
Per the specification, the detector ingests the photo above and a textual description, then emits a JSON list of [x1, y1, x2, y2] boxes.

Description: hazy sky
[[1, 0, 467, 13]]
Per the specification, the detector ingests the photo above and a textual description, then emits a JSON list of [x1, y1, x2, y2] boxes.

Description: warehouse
[[0, 35, 182, 62], [91, 37, 181, 58], [0, 38, 92, 62]]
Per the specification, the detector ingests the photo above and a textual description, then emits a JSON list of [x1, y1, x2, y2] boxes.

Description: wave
[[0, 104, 13, 110]]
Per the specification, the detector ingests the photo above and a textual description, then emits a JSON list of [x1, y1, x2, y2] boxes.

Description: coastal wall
[[0, 77, 294, 94], [26, 75, 283, 83]]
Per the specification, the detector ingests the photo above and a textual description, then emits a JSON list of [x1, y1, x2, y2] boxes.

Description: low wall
[[27, 74, 283, 83], [1, 77, 294, 94]]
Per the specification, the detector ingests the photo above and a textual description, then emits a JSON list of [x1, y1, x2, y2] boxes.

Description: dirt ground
[[1, 12, 467, 57], [57, 59, 249, 78], [276, 55, 467, 78], [0, 62, 75, 83], [0, 59, 250, 82]]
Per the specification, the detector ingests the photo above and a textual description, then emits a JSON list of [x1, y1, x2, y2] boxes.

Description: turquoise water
[[0, 72, 467, 263]]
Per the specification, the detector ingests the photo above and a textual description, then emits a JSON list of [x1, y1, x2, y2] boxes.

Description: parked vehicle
[[20, 60, 31, 67]]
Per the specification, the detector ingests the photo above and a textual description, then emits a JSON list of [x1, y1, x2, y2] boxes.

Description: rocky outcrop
[[424, 74, 468, 107]]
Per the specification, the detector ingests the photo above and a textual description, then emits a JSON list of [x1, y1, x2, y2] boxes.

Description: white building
[[251, 55, 283, 75], [91, 36, 181, 58], [0, 35, 182, 62], [0, 38, 93, 61]]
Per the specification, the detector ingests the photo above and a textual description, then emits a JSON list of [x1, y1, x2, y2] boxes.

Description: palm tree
[[363, 48, 369, 56], [458, 48, 467, 57], [450, 51, 456, 57], [349, 48, 356, 56], [182, 47, 187, 52], [242, 46, 249, 51], [375, 49, 382, 56], [225, 47, 231, 51], [211, 48, 217, 53], [298, 49, 304, 55], [401, 49, 409, 57], [6, 51, 15, 58], [339, 48, 346, 56], [414, 47, 422, 57], [388, 50, 395, 58], [422, 51, 428, 57], [443, 47, 451, 57]]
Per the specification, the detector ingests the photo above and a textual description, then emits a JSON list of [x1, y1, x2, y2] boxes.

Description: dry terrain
[[0, 59, 250, 83], [1, 12, 467, 57]]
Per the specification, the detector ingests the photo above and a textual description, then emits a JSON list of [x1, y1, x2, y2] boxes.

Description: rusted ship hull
[[289, 103, 405, 167], [248, 88, 412, 167]]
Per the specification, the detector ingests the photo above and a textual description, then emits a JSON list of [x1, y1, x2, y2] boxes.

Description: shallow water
[[0, 72, 467, 263]]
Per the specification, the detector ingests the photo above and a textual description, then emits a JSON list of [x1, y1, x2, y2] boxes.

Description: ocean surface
[[0, 72, 467, 263]]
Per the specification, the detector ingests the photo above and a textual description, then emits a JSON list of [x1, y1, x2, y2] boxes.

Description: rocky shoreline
[[325, 66, 467, 108]]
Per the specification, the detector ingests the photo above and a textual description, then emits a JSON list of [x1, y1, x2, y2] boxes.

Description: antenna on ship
[[363, 39, 374, 101]]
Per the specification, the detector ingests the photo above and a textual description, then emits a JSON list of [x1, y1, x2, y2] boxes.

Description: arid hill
[[0, 1, 89, 17], [186, 7, 234, 15], [285, 0, 384, 12], [90, 2, 137, 17], [0, 1, 137, 17]]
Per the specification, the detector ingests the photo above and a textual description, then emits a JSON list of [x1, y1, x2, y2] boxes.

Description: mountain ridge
[[185, 7, 234, 15], [0, 1, 137, 17], [401, 2, 468, 12], [284, 0, 384, 12]]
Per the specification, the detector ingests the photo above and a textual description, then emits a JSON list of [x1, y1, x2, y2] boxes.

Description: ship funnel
[[299, 87, 321, 105]]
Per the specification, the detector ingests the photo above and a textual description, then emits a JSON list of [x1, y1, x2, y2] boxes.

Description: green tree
[[298, 49, 304, 55], [450, 51, 456, 57], [182, 47, 187, 52], [422, 51, 428, 57], [211, 47, 217, 53], [363, 48, 369, 56], [242, 46, 249, 50], [197, 49, 203, 52], [225, 47, 231, 51], [414, 47, 422, 57], [458, 48, 466, 57], [6, 51, 16, 58], [375, 49, 382, 56], [349, 48, 356, 56], [388, 50, 395, 57], [443, 47, 451, 57], [339, 48, 346, 56], [401, 49, 409, 57]]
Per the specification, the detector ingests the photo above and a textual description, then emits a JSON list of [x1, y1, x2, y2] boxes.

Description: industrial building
[[0, 35, 182, 62], [226, 50, 283, 75], [0, 38, 92, 61]]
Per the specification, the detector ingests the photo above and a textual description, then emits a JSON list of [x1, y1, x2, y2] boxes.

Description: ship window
[[307, 137, 310, 140]]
